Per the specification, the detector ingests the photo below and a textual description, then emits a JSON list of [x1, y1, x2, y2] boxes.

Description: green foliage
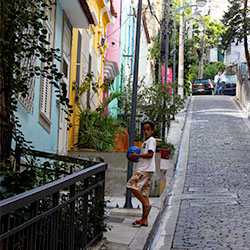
[[184, 15, 225, 84], [201, 16, 225, 48], [221, 0, 250, 49], [149, 30, 161, 60], [203, 62, 226, 80], [0, 0, 72, 165], [87, 197, 111, 241], [0, 161, 110, 244], [157, 141, 175, 151], [123, 74, 133, 115], [73, 73, 124, 151], [184, 38, 199, 89], [73, 73, 123, 113], [221, 0, 250, 76], [156, 141, 175, 158], [0, 154, 88, 200], [137, 80, 184, 136], [0, 165, 38, 199], [77, 109, 124, 151]]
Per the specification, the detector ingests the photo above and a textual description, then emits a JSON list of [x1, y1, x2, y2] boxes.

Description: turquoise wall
[[15, 2, 63, 153], [109, 2, 129, 117]]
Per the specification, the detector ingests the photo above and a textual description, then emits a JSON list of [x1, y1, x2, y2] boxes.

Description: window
[[18, 55, 36, 113], [39, 4, 55, 130]]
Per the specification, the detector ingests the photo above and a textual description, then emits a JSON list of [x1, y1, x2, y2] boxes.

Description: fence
[[0, 150, 108, 250]]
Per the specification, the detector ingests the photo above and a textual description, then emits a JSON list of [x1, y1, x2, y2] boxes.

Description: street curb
[[129, 97, 192, 250], [150, 97, 193, 250], [90, 97, 192, 250], [233, 97, 250, 133]]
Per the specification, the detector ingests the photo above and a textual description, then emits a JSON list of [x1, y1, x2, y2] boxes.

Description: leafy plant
[[156, 141, 175, 158], [137, 80, 184, 139], [157, 141, 175, 151], [203, 61, 226, 80], [221, 0, 250, 76], [0, 0, 72, 169], [73, 73, 124, 151], [0, 153, 89, 200], [77, 109, 124, 151]]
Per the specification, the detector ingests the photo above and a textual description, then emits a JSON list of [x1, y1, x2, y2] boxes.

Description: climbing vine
[[0, 0, 72, 168]]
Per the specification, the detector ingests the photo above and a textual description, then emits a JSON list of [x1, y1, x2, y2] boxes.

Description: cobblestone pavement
[[171, 96, 250, 250]]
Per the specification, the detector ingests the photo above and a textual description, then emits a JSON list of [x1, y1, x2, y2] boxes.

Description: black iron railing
[[0, 151, 107, 250]]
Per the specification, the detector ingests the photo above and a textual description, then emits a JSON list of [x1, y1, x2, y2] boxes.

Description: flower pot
[[134, 141, 142, 149], [157, 148, 171, 159]]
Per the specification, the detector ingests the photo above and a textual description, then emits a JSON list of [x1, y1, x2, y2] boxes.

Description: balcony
[[59, 0, 95, 28]]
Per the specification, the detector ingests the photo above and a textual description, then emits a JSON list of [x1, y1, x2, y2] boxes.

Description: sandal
[[132, 220, 148, 228], [132, 220, 141, 225]]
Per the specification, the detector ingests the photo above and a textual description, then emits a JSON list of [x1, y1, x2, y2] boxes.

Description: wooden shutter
[[39, 5, 55, 124]]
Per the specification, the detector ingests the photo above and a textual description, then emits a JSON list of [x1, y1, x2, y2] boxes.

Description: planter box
[[157, 148, 171, 159]]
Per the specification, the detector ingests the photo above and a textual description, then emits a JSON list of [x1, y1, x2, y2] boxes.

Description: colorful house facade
[[67, 0, 117, 151], [16, 0, 94, 155], [104, 0, 122, 117]]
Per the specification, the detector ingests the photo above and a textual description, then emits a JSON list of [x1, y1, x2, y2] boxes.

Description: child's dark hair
[[143, 120, 155, 130]]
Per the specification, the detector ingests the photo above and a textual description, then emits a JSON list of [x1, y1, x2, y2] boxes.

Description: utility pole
[[178, 0, 185, 99], [188, 0, 196, 39], [172, 4, 177, 120], [162, 0, 171, 142], [198, 23, 206, 79], [124, 0, 142, 209]]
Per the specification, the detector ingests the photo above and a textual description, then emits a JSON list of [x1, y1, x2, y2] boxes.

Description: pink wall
[[105, 0, 121, 70]]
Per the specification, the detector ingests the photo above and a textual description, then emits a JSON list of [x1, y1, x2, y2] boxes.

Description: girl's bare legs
[[129, 188, 152, 225]]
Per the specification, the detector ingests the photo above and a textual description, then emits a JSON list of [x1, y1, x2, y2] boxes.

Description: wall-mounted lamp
[[196, 0, 207, 7], [192, 9, 202, 19]]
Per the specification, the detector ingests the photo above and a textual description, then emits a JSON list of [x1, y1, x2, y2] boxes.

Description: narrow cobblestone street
[[172, 96, 250, 249], [151, 95, 250, 250], [173, 95, 250, 249]]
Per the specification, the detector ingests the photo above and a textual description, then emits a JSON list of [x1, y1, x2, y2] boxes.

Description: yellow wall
[[68, 28, 80, 150], [68, 2, 111, 151]]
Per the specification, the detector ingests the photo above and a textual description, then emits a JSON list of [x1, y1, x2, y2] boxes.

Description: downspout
[[128, 6, 131, 63], [131, 11, 136, 74]]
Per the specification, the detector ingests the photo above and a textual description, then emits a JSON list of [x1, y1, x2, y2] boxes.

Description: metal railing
[[0, 150, 108, 250]]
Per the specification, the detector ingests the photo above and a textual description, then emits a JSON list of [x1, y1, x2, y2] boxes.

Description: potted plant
[[156, 141, 175, 159], [72, 73, 124, 152], [77, 109, 124, 151]]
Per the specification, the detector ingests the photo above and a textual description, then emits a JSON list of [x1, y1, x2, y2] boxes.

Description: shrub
[[77, 110, 124, 151]]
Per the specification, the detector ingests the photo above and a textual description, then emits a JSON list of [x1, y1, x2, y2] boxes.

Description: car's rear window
[[194, 79, 209, 83]]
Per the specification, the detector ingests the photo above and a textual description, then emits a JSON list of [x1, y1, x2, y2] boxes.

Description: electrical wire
[[147, 0, 161, 27], [106, 4, 148, 39], [106, 16, 130, 38], [147, 0, 168, 33]]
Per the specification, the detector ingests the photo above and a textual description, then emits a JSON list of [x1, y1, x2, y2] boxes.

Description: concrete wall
[[236, 65, 250, 113], [68, 151, 165, 197], [225, 37, 250, 66]]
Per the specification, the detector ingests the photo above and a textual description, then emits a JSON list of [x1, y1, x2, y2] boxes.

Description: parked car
[[192, 79, 214, 95], [222, 81, 236, 95]]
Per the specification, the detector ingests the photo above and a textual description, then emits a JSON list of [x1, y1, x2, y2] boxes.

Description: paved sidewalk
[[89, 98, 191, 250]]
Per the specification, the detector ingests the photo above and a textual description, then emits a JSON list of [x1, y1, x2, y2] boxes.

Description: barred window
[[18, 54, 37, 113]]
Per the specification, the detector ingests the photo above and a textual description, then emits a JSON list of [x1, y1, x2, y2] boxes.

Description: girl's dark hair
[[143, 120, 155, 130]]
